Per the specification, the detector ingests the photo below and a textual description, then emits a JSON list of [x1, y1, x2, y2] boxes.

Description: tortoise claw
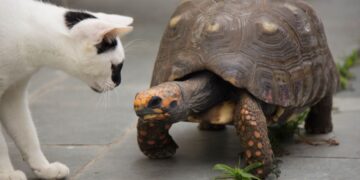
[[142, 137, 178, 159]]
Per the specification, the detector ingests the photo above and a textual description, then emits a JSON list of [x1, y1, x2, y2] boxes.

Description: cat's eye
[[95, 38, 118, 54]]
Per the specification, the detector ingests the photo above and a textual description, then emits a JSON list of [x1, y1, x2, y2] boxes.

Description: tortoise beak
[[135, 107, 170, 121]]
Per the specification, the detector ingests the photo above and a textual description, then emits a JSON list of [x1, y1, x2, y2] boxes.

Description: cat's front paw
[[0, 170, 27, 180], [33, 162, 69, 179]]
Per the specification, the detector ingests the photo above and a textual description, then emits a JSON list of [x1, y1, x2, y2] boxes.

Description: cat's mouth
[[90, 83, 116, 93], [91, 87, 103, 93]]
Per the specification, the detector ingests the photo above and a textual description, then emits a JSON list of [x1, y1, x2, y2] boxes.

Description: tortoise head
[[134, 82, 186, 122]]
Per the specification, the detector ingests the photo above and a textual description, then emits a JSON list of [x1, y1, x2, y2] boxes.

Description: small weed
[[213, 162, 262, 180], [268, 110, 309, 156], [337, 50, 359, 90], [269, 110, 309, 146]]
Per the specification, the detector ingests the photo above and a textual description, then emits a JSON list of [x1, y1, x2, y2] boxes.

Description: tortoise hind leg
[[234, 93, 273, 178], [305, 94, 333, 134], [137, 119, 178, 159]]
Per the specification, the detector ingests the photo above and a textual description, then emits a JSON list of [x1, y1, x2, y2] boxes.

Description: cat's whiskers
[[124, 39, 146, 54], [103, 92, 108, 109], [96, 79, 108, 108], [96, 89, 104, 109], [101, 79, 111, 110], [124, 39, 144, 50], [105, 89, 112, 111], [114, 87, 120, 106], [103, 81, 114, 92]]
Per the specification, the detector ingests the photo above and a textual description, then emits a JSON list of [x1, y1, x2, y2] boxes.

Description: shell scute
[[151, 0, 339, 107]]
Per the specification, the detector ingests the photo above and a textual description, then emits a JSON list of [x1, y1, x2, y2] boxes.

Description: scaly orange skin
[[234, 93, 274, 177], [137, 119, 178, 159], [134, 83, 181, 121]]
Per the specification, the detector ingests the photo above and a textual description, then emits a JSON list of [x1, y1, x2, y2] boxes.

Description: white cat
[[0, 0, 133, 179]]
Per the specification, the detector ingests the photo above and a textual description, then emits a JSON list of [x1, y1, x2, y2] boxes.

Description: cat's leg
[[0, 78, 69, 179], [0, 128, 27, 180]]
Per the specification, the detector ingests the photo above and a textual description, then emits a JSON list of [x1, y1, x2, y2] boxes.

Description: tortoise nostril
[[148, 96, 162, 108]]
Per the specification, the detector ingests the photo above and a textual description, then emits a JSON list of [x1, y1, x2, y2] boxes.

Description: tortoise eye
[[169, 101, 178, 108]]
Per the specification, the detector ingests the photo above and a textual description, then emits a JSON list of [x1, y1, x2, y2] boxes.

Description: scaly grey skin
[[134, 72, 232, 159]]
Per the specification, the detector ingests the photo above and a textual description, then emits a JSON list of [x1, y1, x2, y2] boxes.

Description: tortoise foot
[[137, 120, 178, 159], [142, 138, 178, 159], [305, 124, 333, 134], [198, 122, 226, 131], [246, 160, 272, 180]]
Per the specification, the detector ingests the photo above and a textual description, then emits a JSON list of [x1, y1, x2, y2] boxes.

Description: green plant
[[213, 162, 262, 180], [337, 50, 359, 90], [267, 110, 309, 157], [269, 110, 309, 144]]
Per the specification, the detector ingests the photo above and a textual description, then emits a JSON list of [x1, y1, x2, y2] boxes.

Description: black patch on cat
[[65, 11, 96, 29], [96, 38, 118, 54]]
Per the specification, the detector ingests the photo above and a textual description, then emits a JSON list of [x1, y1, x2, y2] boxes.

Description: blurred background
[[7, 0, 360, 179]]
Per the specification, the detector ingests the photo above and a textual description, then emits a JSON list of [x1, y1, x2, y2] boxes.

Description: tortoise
[[133, 0, 339, 178]]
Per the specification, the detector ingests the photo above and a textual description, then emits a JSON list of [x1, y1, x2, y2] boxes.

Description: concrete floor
[[7, 0, 360, 179]]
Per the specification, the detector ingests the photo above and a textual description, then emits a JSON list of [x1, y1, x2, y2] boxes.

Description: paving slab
[[27, 69, 63, 95], [286, 111, 360, 159], [8, 144, 100, 180], [75, 123, 242, 180], [278, 157, 360, 180], [26, 72, 136, 145]]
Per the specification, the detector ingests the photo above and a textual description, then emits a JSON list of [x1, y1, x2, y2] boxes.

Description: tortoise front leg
[[137, 119, 178, 159], [234, 93, 273, 178]]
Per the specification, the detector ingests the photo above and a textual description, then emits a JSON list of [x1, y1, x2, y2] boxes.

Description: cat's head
[[65, 11, 133, 93]]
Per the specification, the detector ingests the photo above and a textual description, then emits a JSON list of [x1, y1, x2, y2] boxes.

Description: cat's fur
[[0, 0, 133, 179]]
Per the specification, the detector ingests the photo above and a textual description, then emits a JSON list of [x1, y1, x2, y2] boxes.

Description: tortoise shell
[[150, 0, 339, 107]]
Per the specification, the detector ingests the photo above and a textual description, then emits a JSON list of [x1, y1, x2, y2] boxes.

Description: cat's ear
[[94, 13, 134, 27], [70, 19, 133, 44], [110, 26, 133, 37]]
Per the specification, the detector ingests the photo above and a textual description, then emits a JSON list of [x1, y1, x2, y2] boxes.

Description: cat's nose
[[111, 63, 123, 86]]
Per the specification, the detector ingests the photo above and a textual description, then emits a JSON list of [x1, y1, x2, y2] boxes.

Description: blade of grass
[[243, 162, 263, 172]]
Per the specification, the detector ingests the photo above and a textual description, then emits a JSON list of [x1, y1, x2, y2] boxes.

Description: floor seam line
[[29, 73, 69, 103], [70, 122, 137, 179], [287, 156, 360, 160], [43, 144, 106, 148]]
